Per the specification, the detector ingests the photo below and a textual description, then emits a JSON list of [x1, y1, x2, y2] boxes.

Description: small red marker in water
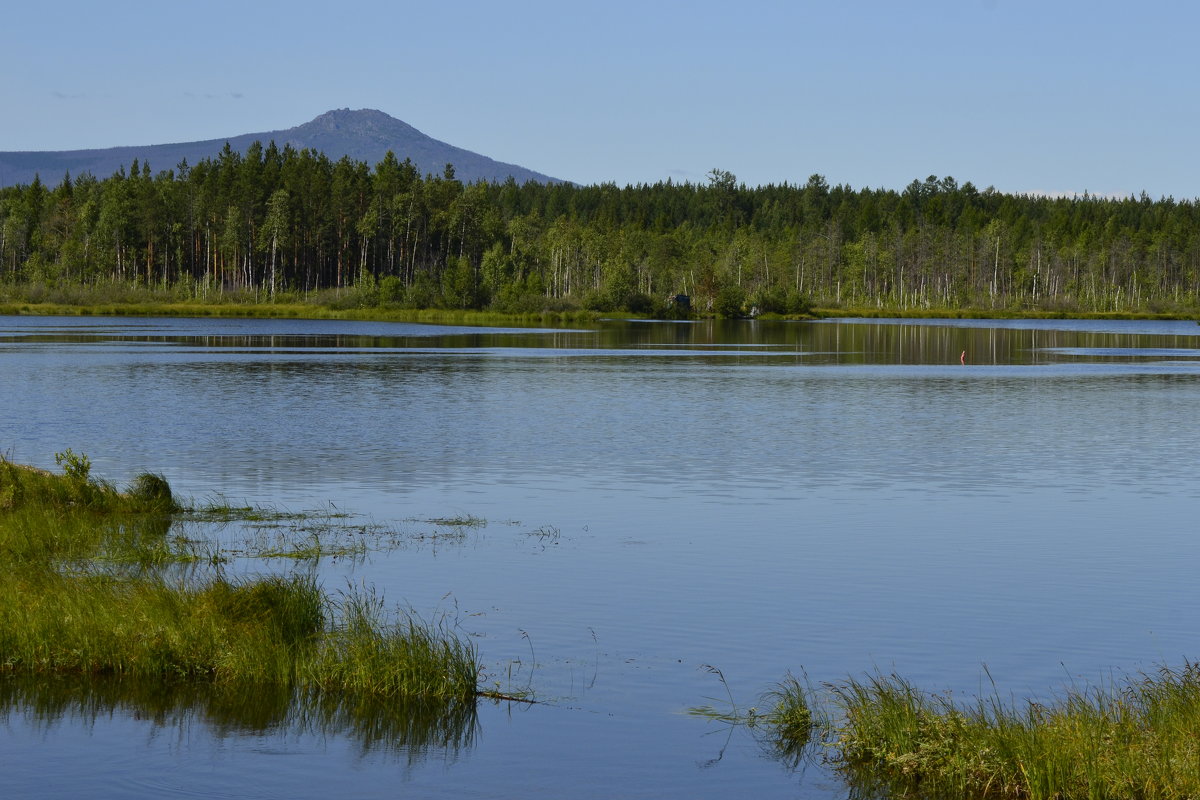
[[960, 350, 966, 365]]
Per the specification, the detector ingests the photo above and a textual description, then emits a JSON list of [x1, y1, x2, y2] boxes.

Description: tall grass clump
[[306, 589, 478, 701], [0, 453, 178, 514], [826, 667, 1200, 800], [762, 674, 814, 761]]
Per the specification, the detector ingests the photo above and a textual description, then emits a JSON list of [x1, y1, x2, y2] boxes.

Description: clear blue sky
[[4, 0, 1197, 198]]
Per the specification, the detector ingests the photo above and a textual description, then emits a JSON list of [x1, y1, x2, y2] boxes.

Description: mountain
[[0, 109, 564, 188]]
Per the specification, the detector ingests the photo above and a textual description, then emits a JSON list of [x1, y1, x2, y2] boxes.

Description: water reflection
[[6, 315, 1200, 366], [0, 675, 479, 765]]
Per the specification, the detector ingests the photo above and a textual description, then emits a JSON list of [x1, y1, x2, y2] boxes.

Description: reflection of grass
[[524, 525, 560, 545], [0, 674, 479, 761]]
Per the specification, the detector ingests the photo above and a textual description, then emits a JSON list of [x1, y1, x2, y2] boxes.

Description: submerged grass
[[800, 667, 1200, 800], [0, 456, 481, 703]]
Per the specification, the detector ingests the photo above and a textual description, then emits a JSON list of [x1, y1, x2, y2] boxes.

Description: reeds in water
[[827, 668, 1200, 800]]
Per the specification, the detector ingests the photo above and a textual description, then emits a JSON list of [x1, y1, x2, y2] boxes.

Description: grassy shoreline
[[0, 297, 1194, 325], [0, 300, 608, 327], [764, 667, 1200, 800]]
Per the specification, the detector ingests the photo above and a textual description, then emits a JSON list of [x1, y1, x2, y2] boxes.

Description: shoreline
[[0, 299, 1193, 325]]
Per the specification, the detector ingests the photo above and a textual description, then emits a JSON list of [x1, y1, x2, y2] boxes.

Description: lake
[[3, 314, 1200, 798]]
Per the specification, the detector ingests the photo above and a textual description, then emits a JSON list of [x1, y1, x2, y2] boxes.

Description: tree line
[[2, 141, 1200, 315]]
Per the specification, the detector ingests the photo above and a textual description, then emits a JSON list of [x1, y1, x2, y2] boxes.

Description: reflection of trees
[[0, 676, 478, 765]]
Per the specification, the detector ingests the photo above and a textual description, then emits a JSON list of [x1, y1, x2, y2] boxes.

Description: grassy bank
[[812, 305, 1193, 321], [0, 299, 605, 327], [0, 452, 176, 514], [7, 297, 1193, 325], [3, 281, 1193, 324], [769, 668, 1200, 799], [0, 456, 479, 702]]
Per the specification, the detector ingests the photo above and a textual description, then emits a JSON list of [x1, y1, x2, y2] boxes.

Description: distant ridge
[[0, 109, 564, 188]]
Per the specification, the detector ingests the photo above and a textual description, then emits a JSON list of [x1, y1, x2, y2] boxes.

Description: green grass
[[813, 304, 1192, 321], [689, 667, 815, 768], [0, 455, 481, 704], [0, 568, 476, 700], [0, 297, 603, 327], [3, 278, 1198, 322], [805, 667, 1200, 800], [0, 454, 178, 514]]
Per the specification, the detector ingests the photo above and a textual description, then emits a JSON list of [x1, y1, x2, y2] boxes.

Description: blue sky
[[3, 0, 1197, 198]]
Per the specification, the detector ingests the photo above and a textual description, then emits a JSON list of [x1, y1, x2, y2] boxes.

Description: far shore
[[0, 299, 1193, 326]]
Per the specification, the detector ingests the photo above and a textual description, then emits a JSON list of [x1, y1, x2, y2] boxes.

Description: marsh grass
[[0, 455, 178, 514], [306, 589, 478, 700], [0, 292, 602, 327], [245, 532, 368, 562], [825, 667, 1200, 800], [183, 501, 406, 563], [0, 457, 481, 703], [420, 514, 487, 528], [689, 667, 816, 768]]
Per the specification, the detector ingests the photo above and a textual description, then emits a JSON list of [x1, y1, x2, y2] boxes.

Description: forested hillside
[[2, 141, 1198, 316]]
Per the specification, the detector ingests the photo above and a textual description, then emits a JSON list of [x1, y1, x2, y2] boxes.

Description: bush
[[714, 286, 747, 318], [126, 473, 178, 513]]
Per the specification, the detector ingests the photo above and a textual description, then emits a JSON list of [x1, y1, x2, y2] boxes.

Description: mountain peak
[[288, 108, 422, 148], [0, 109, 564, 188]]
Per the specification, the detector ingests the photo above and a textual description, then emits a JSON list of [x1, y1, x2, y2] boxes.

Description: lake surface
[[3, 314, 1200, 798]]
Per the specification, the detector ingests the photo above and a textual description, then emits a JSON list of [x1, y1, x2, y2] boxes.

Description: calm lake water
[[3, 314, 1200, 798]]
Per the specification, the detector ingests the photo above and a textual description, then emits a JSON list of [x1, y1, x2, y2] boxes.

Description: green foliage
[[54, 449, 91, 482], [4, 146, 1200, 316], [714, 285, 747, 318]]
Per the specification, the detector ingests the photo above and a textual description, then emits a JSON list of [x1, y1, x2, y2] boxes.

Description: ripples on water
[[3, 315, 1200, 798]]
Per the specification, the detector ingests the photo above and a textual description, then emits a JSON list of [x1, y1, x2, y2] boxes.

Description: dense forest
[[2, 140, 1199, 315]]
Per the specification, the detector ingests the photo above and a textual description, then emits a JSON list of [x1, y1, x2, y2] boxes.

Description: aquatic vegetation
[[797, 667, 1200, 800], [0, 456, 480, 703], [690, 667, 816, 763], [305, 590, 478, 700], [761, 674, 814, 762], [523, 525, 561, 545], [420, 514, 487, 528]]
